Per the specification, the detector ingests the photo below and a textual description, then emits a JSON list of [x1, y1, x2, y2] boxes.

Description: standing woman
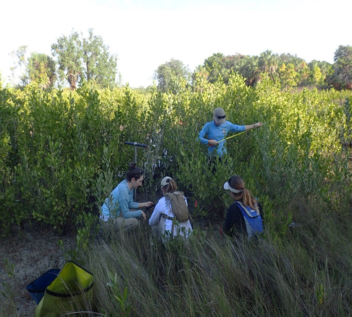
[[101, 163, 154, 231], [149, 176, 193, 244], [223, 175, 264, 239]]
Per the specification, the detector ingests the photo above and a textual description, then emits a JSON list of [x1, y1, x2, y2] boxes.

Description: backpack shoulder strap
[[171, 191, 184, 196], [165, 192, 173, 200], [165, 191, 185, 201], [237, 202, 259, 218]]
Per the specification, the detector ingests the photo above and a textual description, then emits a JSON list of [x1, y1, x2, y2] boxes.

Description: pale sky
[[0, 0, 350, 87]]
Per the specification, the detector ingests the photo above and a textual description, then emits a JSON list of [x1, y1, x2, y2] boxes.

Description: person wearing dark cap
[[198, 107, 262, 158], [149, 176, 193, 244], [100, 163, 154, 231], [222, 175, 264, 239]]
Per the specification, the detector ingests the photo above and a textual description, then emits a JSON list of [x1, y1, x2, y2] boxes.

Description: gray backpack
[[165, 191, 190, 223]]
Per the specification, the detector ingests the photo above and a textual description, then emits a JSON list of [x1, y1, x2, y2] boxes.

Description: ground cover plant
[[86, 207, 352, 317], [1, 75, 352, 316]]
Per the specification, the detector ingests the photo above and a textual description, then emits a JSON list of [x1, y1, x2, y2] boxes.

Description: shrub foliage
[[0, 75, 351, 236]]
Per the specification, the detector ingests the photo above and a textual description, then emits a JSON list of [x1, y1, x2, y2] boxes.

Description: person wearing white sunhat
[[198, 107, 263, 158], [222, 175, 264, 239], [149, 176, 193, 244]]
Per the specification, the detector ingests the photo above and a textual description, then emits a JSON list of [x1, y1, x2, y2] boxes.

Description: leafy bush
[[0, 74, 351, 238]]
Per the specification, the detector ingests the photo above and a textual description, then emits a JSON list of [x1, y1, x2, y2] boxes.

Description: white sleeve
[[149, 198, 164, 226]]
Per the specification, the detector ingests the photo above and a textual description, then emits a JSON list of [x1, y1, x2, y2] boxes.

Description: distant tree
[[52, 29, 117, 89], [310, 64, 323, 85], [278, 53, 305, 69], [237, 56, 261, 86], [203, 53, 225, 83], [0, 71, 3, 89], [154, 58, 190, 93], [307, 60, 333, 85], [318, 61, 334, 82], [334, 45, 352, 61], [297, 61, 310, 85], [9, 46, 28, 86], [11, 46, 27, 67], [192, 66, 209, 92], [330, 45, 352, 89], [82, 29, 117, 88], [192, 65, 209, 83], [27, 53, 56, 88], [204, 53, 246, 84], [51, 31, 82, 89], [258, 50, 279, 79], [279, 63, 298, 89], [9, 48, 56, 89]]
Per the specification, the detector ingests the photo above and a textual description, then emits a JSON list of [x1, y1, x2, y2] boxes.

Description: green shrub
[[0, 74, 351, 238]]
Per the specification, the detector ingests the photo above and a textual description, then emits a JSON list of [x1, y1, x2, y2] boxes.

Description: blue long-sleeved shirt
[[198, 120, 245, 157], [101, 179, 142, 220]]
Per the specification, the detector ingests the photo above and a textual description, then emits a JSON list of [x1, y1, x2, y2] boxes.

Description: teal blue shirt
[[198, 120, 245, 157], [101, 179, 141, 220]]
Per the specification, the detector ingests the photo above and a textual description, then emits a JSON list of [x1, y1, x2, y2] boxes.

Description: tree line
[[4, 28, 352, 91], [156, 46, 352, 92]]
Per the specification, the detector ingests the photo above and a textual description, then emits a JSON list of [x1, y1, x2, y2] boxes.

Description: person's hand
[[208, 139, 219, 146], [254, 122, 263, 128], [141, 211, 146, 221], [144, 201, 154, 207]]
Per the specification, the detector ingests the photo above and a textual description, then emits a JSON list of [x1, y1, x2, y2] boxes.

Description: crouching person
[[149, 177, 193, 244], [100, 163, 154, 231], [222, 175, 264, 239]]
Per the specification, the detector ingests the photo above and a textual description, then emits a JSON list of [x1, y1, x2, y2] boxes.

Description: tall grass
[[83, 197, 352, 316]]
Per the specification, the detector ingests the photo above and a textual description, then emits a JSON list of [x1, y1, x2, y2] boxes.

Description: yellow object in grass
[[35, 262, 94, 317]]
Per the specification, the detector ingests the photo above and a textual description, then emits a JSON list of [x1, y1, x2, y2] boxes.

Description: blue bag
[[237, 202, 263, 238], [26, 269, 60, 304]]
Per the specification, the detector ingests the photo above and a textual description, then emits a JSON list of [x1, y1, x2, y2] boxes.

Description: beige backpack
[[165, 191, 190, 223]]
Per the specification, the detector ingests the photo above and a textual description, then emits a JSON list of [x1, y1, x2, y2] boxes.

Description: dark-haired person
[[198, 107, 262, 158], [101, 163, 154, 231], [222, 175, 264, 239], [149, 176, 192, 244]]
